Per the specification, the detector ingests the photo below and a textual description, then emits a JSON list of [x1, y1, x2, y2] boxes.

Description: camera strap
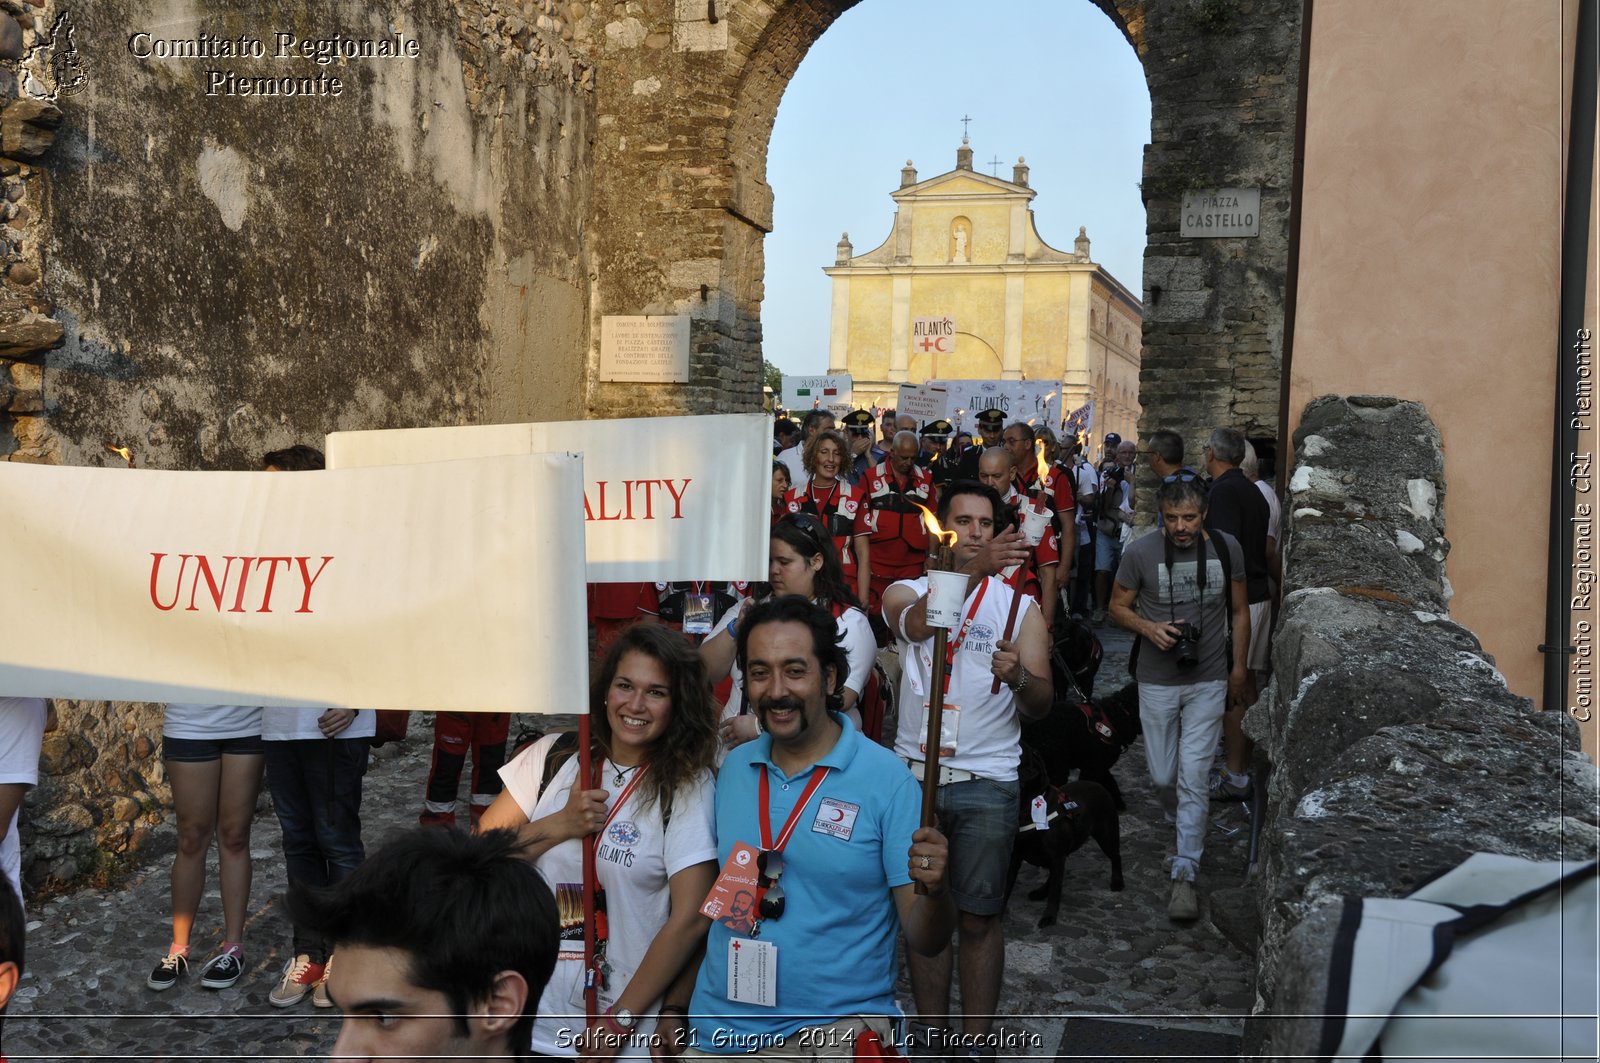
[[1161, 530, 1234, 645]]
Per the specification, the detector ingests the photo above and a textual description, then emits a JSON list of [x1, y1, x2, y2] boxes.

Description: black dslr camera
[[1169, 619, 1201, 669]]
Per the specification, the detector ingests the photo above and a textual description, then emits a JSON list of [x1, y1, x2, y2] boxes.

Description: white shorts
[[1246, 600, 1272, 672]]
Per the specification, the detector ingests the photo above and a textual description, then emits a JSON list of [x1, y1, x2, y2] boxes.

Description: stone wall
[[586, 0, 1301, 432], [5, 0, 597, 888], [1238, 396, 1599, 1057]]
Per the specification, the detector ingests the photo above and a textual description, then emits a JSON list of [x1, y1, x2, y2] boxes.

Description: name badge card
[[727, 938, 778, 1007], [683, 593, 715, 635], [919, 703, 959, 756], [700, 841, 762, 936]]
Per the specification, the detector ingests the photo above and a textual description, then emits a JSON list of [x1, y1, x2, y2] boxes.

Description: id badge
[[918, 703, 959, 756], [699, 841, 762, 936], [726, 938, 778, 1007], [683, 593, 715, 635], [568, 969, 621, 1012]]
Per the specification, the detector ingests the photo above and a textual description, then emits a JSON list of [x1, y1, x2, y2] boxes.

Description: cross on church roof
[[988, 155, 1003, 175], [961, 114, 971, 137]]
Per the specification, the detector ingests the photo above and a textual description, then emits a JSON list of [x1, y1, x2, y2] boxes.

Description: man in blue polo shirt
[[671, 595, 954, 1058]]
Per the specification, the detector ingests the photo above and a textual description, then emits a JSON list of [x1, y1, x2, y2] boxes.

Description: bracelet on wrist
[[1008, 668, 1031, 695], [658, 1004, 689, 1016]]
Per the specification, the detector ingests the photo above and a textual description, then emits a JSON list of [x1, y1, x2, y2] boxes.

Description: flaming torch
[[993, 439, 1053, 693], [914, 504, 965, 880], [104, 443, 135, 468]]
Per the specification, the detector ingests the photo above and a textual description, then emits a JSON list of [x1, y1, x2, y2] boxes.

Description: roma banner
[[327, 414, 771, 582], [0, 454, 589, 714]]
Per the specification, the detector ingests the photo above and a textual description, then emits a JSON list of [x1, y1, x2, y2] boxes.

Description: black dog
[[1021, 679, 1142, 810], [1005, 748, 1124, 927]]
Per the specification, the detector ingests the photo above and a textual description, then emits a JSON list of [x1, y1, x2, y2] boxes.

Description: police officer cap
[[841, 409, 875, 429], [975, 408, 1006, 428], [921, 419, 954, 437], [1105, 432, 1122, 446]]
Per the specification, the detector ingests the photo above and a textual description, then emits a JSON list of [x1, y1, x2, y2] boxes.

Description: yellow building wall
[[843, 274, 893, 388]]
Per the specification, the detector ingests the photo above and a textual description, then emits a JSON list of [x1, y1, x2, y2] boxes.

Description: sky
[[761, 0, 1152, 378]]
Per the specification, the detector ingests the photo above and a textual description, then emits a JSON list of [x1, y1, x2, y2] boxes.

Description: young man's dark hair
[[1147, 430, 1185, 468], [262, 444, 326, 472], [287, 827, 559, 1059], [935, 479, 1004, 526], [734, 594, 849, 709]]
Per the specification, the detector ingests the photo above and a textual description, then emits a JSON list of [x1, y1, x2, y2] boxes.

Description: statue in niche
[[950, 219, 971, 264]]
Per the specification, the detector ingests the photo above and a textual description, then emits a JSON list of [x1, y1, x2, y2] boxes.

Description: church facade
[[824, 140, 1142, 442]]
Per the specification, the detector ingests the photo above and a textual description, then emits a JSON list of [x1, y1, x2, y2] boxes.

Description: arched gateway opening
[[586, 0, 1303, 456]]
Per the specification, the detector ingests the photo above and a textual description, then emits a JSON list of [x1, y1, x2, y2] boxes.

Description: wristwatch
[[607, 1007, 638, 1033]]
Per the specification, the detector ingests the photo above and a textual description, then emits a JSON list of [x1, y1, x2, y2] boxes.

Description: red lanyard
[[758, 765, 831, 851], [583, 758, 649, 974], [942, 577, 990, 695], [808, 478, 841, 515]]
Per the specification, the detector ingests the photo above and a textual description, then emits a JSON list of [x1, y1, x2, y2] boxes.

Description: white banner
[[0, 455, 589, 714], [896, 383, 950, 425], [327, 414, 770, 582], [930, 379, 1064, 431], [911, 316, 956, 355], [782, 374, 853, 419]]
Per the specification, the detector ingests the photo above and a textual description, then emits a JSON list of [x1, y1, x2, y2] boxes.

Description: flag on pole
[[1064, 400, 1094, 443]]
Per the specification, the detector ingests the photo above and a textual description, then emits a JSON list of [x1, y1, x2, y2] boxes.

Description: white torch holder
[[925, 569, 968, 628]]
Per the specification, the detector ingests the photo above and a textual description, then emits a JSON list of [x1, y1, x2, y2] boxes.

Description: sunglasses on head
[[785, 513, 827, 547], [757, 849, 785, 920]]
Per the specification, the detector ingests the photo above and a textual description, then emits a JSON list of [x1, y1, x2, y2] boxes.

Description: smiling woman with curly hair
[[479, 624, 718, 1060]]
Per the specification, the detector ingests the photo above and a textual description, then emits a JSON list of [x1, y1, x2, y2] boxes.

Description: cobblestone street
[[7, 626, 1256, 1061]]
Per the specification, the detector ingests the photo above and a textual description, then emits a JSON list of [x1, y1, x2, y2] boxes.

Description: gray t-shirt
[[1115, 530, 1244, 685]]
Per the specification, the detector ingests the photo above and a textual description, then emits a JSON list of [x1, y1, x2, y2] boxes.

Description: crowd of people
[[0, 410, 1280, 1063]]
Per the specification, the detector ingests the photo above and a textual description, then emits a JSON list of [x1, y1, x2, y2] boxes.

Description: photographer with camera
[[1108, 475, 1249, 922]]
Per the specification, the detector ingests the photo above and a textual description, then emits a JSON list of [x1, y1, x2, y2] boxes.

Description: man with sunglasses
[[1108, 477, 1250, 922], [677, 596, 954, 1059], [881, 481, 1053, 1058], [1145, 428, 1203, 485]]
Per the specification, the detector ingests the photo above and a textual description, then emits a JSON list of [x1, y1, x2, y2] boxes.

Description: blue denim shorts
[[933, 777, 1019, 915]]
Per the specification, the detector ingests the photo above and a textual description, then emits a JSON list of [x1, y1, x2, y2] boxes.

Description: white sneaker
[[1168, 877, 1200, 921]]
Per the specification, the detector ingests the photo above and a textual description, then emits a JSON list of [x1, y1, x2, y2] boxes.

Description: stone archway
[[585, 0, 1303, 452]]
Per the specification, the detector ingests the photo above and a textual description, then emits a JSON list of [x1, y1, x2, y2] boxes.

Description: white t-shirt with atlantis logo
[[889, 574, 1030, 782], [499, 735, 717, 1058]]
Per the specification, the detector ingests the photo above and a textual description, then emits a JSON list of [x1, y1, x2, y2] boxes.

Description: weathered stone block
[[0, 97, 59, 158], [0, 310, 61, 356], [0, 14, 21, 60]]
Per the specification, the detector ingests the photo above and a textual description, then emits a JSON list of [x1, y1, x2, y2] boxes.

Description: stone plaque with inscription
[[600, 315, 690, 383], [1181, 188, 1261, 238]]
